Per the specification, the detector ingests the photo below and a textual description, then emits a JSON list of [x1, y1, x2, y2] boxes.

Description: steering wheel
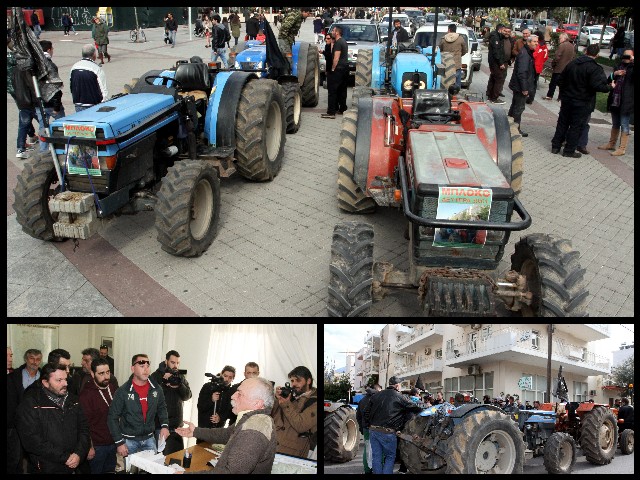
[[144, 75, 183, 89]]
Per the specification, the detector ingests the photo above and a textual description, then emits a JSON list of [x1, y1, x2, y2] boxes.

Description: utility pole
[[546, 324, 553, 402]]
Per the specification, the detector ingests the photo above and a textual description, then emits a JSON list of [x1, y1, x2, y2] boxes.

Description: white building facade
[[355, 324, 613, 405]]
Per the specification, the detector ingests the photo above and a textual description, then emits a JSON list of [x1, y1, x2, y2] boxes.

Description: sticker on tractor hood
[[63, 123, 97, 138], [432, 187, 492, 248]]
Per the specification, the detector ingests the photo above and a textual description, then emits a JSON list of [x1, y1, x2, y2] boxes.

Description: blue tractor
[[398, 401, 525, 473], [231, 23, 320, 133], [13, 55, 287, 257]]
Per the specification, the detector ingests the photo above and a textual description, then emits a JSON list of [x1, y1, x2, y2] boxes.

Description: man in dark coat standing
[[507, 34, 538, 137], [486, 24, 513, 104], [551, 44, 614, 158]]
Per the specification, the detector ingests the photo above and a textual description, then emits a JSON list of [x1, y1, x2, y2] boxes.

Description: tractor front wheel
[[620, 429, 634, 455], [581, 406, 618, 465], [13, 152, 65, 242], [155, 160, 221, 257], [510, 234, 589, 316], [327, 221, 374, 317], [446, 409, 525, 474], [300, 43, 319, 107], [543, 432, 577, 474]]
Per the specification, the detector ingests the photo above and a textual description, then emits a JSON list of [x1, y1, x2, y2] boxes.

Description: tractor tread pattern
[[543, 432, 577, 474], [355, 49, 374, 88], [12, 152, 64, 242], [324, 406, 360, 462], [327, 221, 374, 317], [281, 82, 302, 134], [235, 80, 285, 181], [155, 160, 221, 257], [440, 51, 456, 90], [301, 45, 319, 107], [580, 406, 618, 465], [511, 234, 589, 316], [509, 119, 524, 195], [337, 109, 376, 213]]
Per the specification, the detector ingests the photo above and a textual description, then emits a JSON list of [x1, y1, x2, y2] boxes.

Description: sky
[[324, 324, 634, 371]]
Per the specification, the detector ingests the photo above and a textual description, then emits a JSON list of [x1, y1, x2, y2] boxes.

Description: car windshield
[[425, 13, 447, 23], [382, 16, 410, 27], [564, 25, 578, 31], [335, 24, 379, 43], [415, 31, 468, 49]]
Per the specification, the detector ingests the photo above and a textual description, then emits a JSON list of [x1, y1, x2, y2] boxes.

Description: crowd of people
[[7, 345, 316, 474]]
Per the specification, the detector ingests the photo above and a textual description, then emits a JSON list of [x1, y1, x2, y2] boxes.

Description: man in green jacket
[[107, 354, 170, 459], [92, 15, 110, 64], [277, 8, 312, 56]]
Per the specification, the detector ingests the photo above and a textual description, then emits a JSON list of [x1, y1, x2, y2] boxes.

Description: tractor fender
[[449, 403, 505, 419], [354, 96, 402, 197], [204, 71, 259, 149]]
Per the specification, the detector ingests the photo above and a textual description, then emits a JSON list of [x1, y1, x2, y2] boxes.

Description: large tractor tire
[[620, 429, 634, 455], [509, 119, 524, 196], [299, 43, 319, 107], [510, 234, 589, 316], [327, 221, 374, 317], [543, 432, 577, 474], [281, 81, 302, 134], [155, 160, 221, 257], [324, 407, 360, 463], [581, 406, 618, 465], [446, 409, 525, 474], [351, 86, 373, 108], [337, 109, 376, 213], [400, 415, 447, 473], [13, 151, 65, 242], [440, 51, 457, 90], [355, 48, 374, 88], [235, 79, 286, 181]]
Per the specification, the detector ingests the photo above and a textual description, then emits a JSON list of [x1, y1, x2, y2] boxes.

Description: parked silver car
[[467, 28, 482, 71]]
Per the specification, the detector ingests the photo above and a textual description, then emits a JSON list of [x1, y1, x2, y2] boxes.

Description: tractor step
[[49, 192, 99, 240]]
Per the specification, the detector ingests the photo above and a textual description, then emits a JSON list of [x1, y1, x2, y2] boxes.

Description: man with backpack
[[211, 14, 230, 68]]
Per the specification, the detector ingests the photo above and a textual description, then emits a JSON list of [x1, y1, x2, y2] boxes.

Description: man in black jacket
[[356, 384, 382, 474], [35, 40, 65, 153], [551, 44, 614, 158], [16, 363, 90, 474], [363, 377, 422, 474], [508, 35, 538, 137], [486, 24, 513, 104], [392, 19, 409, 45], [617, 397, 634, 432]]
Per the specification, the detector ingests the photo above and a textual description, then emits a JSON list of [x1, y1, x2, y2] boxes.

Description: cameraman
[[271, 366, 318, 458], [197, 366, 236, 433], [150, 350, 192, 455]]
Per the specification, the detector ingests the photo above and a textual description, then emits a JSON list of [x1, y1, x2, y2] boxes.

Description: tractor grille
[[412, 197, 512, 270], [240, 61, 259, 70]]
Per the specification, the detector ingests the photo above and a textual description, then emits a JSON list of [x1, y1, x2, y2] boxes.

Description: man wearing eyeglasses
[[107, 354, 170, 459]]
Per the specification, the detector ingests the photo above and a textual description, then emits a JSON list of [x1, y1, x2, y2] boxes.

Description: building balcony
[[445, 326, 611, 375], [395, 357, 444, 377], [452, 323, 611, 342], [396, 324, 445, 353], [365, 331, 381, 346]]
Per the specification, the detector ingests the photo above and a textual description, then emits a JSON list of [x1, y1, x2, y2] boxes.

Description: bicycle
[[130, 24, 146, 43]]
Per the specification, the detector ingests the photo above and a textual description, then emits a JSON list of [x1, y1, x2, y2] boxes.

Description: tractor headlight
[[234, 61, 241, 69], [403, 79, 426, 91]]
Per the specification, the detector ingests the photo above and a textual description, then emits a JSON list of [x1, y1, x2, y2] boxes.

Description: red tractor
[[328, 84, 590, 316]]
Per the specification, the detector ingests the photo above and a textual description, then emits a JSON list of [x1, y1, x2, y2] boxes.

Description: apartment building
[[357, 324, 612, 405]]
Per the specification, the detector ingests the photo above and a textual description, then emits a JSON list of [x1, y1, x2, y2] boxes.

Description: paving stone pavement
[[6, 19, 634, 317]]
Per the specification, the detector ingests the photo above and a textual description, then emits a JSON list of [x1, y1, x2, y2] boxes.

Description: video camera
[[204, 373, 230, 394], [165, 369, 187, 387]]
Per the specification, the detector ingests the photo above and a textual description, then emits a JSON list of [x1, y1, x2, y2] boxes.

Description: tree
[[612, 355, 634, 397], [324, 373, 353, 402]]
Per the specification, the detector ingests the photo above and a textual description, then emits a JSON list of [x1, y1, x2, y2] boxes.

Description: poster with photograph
[[63, 123, 101, 176], [433, 187, 492, 248]]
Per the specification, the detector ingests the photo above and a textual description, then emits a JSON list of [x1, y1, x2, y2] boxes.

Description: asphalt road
[[324, 438, 635, 474]]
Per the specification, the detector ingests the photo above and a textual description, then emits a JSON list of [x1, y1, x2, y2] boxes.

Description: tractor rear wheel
[[543, 432, 577, 474], [400, 414, 447, 473], [351, 86, 373, 108], [155, 160, 221, 257], [446, 409, 525, 474], [300, 44, 319, 107], [13, 151, 65, 242], [510, 234, 589, 316], [324, 407, 360, 463], [620, 429, 634, 455], [337, 109, 376, 213], [235, 79, 286, 181], [327, 221, 374, 317], [440, 51, 456, 90], [581, 406, 618, 465], [509, 119, 524, 196], [281, 82, 302, 134], [355, 48, 374, 88]]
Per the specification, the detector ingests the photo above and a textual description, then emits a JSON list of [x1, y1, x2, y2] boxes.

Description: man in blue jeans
[[363, 376, 422, 474]]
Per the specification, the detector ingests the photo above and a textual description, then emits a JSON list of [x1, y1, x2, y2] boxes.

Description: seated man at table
[[176, 377, 276, 474]]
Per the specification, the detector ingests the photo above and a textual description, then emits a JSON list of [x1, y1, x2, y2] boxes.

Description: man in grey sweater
[[176, 377, 276, 474]]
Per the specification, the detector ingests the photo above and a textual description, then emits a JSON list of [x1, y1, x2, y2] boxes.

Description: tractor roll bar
[[397, 156, 532, 231]]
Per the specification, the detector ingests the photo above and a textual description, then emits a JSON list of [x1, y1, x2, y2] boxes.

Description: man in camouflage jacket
[[277, 7, 312, 55]]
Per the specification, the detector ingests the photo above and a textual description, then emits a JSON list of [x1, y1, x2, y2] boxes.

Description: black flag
[[415, 375, 426, 391]]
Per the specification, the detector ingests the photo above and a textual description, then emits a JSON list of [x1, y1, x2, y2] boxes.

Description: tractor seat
[[174, 62, 211, 101], [412, 88, 451, 121]]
